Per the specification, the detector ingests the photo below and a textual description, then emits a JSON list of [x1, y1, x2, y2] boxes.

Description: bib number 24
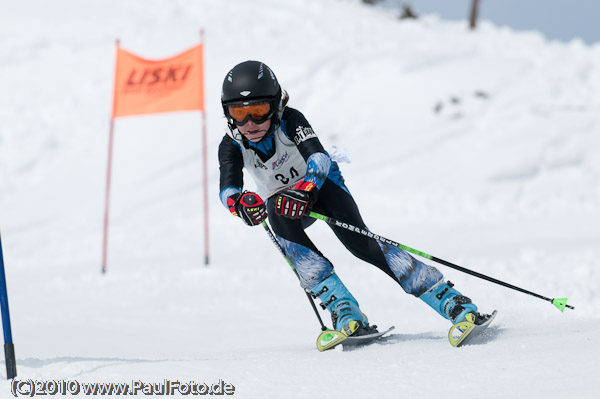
[[275, 167, 299, 185]]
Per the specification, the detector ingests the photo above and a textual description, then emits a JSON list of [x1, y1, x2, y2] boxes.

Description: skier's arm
[[283, 108, 331, 189], [218, 135, 267, 226], [274, 109, 331, 219], [218, 135, 244, 207]]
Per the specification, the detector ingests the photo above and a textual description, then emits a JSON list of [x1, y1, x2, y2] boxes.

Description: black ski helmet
[[221, 60, 282, 131]]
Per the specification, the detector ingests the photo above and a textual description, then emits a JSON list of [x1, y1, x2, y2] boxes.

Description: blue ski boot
[[310, 273, 376, 336], [419, 280, 480, 324]]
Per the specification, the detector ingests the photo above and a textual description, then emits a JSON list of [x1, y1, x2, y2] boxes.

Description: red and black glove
[[274, 181, 318, 219], [227, 191, 267, 226]]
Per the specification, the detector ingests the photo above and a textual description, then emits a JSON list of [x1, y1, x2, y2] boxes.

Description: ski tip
[[316, 329, 347, 352], [552, 298, 569, 312]]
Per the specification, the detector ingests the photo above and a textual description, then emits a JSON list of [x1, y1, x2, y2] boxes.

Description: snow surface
[[1, 0, 599, 397]]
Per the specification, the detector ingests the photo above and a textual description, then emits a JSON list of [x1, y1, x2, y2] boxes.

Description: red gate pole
[[202, 110, 209, 265], [101, 117, 115, 274], [102, 39, 120, 274], [200, 30, 210, 265]]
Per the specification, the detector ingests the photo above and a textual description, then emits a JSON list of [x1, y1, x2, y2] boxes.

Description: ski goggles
[[227, 101, 273, 126]]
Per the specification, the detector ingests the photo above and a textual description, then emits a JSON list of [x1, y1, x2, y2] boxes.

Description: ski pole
[[0, 231, 17, 379], [261, 221, 328, 331], [309, 211, 574, 312]]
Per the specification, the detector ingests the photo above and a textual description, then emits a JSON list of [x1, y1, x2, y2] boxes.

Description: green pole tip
[[552, 298, 568, 312]]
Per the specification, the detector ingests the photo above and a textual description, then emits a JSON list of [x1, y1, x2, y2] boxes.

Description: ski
[[316, 326, 395, 351], [448, 310, 497, 347], [342, 326, 395, 349]]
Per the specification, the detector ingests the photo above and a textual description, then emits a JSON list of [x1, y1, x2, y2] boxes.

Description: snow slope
[[1, 0, 599, 397]]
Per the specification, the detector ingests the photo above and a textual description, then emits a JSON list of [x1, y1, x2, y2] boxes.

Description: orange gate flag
[[112, 43, 204, 118]]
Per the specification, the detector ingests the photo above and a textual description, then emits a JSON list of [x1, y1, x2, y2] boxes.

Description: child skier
[[218, 60, 492, 339]]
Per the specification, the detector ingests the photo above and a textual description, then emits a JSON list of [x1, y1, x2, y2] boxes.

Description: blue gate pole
[[0, 232, 17, 379]]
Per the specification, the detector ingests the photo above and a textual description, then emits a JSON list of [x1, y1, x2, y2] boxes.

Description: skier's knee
[[276, 235, 333, 290]]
